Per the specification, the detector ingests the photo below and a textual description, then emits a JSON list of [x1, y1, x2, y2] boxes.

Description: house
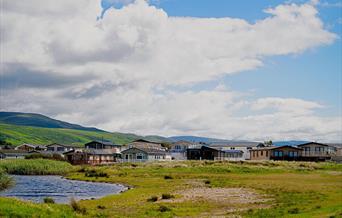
[[121, 147, 171, 162], [0, 150, 34, 159], [250, 146, 302, 161], [65, 149, 120, 165], [187, 146, 226, 160], [209, 142, 259, 160], [46, 143, 75, 153], [85, 141, 121, 151], [222, 150, 244, 161], [124, 139, 165, 151], [297, 142, 336, 161], [15, 144, 46, 152], [170, 141, 198, 160]]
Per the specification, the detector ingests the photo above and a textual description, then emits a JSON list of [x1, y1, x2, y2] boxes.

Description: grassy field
[[0, 161, 341, 218], [0, 159, 72, 175]]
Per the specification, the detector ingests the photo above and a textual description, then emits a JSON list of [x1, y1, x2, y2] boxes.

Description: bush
[[70, 198, 86, 214], [288, 208, 300, 214], [158, 205, 171, 212], [97, 205, 106, 209], [164, 175, 173, 180], [147, 196, 158, 202], [161, 193, 174, 200], [85, 169, 108, 178], [43, 197, 55, 204]]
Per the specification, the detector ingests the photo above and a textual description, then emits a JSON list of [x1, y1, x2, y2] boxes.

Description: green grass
[[0, 161, 341, 218], [0, 159, 72, 175]]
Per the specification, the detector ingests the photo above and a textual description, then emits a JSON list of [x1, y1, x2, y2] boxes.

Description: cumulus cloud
[[0, 0, 341, 142]]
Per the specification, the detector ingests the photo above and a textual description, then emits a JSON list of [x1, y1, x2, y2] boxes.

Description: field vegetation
[[0, 159, 72, 175], [0, 169, 12, 191], [0, 160, 341, 218]]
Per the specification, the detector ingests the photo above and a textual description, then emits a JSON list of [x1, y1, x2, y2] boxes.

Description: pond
[[0, 175, 127, 203]]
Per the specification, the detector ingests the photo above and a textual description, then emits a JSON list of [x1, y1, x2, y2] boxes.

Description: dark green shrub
[[288, 208, 300, 214], [97, 205, 106, 209], [164, 175, 173, 180], [161, 194, 174, 199], [147, 196, 158, 202], [43, 197, 55, 204], [158, 205, 171, 212]]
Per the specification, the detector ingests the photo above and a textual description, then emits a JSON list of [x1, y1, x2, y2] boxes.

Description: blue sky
[[151, 0, 342, 116]]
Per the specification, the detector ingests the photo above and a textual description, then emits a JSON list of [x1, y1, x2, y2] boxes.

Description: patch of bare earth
[[162, 185, 272, 217]]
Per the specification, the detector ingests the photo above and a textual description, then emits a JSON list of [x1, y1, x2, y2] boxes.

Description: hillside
[[0, 112, 103, 132], [0, 123, 141, 146]]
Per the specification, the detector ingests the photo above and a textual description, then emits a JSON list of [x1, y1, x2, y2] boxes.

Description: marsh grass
[[0, 159, 72, 175], [0, 169, 13, 191]]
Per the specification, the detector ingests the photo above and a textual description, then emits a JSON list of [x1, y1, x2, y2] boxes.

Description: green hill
[[0, 123, 141, 146], [0, 112, 103, 132]]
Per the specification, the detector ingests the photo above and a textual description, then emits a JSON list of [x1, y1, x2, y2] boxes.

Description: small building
[[209, 142, 260, 160], [124, 139, 165, 151], [121, 147, 170, 162], [222, 150, 244, 161], [46, 143, 75, 153], [187, 146, 226, 160], [65, 150, 120, 165], [250, 146, 302, 161], [297, 142, 336, 161], [15, 144, 46, 152], [85, 141, 121, 151], [0, 150, 34, 159], [170, 141, 198, 160]]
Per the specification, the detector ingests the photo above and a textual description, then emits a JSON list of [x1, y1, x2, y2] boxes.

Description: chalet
[[123, 139, 165, 151], [222, 150, 244, 161], [187, 146, 226, 160], [85, 141, 121, 151], [121, 147, 171, 162], [250, 146, 302, 161], [65, 149, 120, 165], [209, 142, 259, 160], [44, 143, 76, 157], [0, 150, 34, 159], [170, 141, 198, 160], [297, 142, 336, 161], [15, 144, 46, 152]]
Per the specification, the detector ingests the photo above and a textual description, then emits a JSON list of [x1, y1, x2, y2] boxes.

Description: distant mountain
[[168, 135, 257, 145], [273, 141, 310, 146], [0, 112, 104, 132]]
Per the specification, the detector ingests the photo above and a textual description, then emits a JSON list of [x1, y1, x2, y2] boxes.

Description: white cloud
[[0, 0, 341, 142]]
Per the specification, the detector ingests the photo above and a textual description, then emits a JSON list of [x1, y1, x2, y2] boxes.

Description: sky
[[0, 0, 341, 142]]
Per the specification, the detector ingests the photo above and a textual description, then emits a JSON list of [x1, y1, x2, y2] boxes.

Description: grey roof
[[209, 142, 259, 148], [46, 143, 76, 148], [223, 150, 244, 153], [122, 147, 167, 155], [86, 149, 118, 155], [327, 143, 342, 148], [85, 141, 120, 146]]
